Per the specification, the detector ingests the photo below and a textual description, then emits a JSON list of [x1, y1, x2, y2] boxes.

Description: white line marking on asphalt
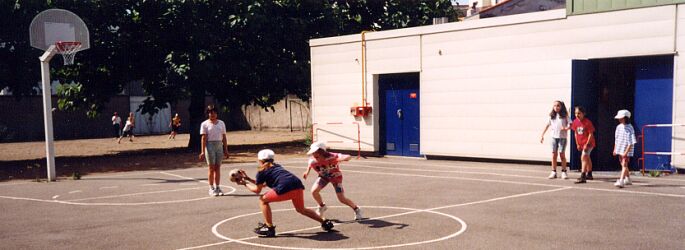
[[286, 165, 685, 198], [0, 172, 239, 206], [0, 182, 32, 186], [68, 190, 82, 194], [99, 186, 119, 190], [52, 195, 59, 199], [67, 187, 206, 201], [181, 187, 569, 250]]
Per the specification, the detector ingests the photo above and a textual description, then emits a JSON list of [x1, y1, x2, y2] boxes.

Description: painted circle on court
[[212, 205, 467, 249], [54, 186, 237, 206]]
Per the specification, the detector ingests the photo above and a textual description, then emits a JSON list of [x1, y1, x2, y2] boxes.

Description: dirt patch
[[0, 131, 310, 181]]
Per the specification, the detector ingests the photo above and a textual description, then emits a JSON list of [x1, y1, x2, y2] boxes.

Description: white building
[[309, 5, 683, 172]]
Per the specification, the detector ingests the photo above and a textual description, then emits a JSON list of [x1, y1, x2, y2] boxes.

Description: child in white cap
[[302, 141, 364, 221], [612, 110, 637, 188], [240, 149, 333, 237]]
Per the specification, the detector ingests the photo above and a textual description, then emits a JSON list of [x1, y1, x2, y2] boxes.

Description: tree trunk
[[187, 84, 205, 151]]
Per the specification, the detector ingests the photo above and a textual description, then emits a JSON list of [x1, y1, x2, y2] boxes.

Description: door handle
[[396, 109, 403, 119]]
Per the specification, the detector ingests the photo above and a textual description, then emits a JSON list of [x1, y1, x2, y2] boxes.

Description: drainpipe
[[361, 30, 370, 107]]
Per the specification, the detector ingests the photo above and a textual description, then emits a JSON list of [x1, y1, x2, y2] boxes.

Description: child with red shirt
[[302, 142, 364, 221], [571, 106, 595, 184]]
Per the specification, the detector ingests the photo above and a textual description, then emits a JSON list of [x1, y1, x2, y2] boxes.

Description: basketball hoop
[[55, 41, 82, 65]]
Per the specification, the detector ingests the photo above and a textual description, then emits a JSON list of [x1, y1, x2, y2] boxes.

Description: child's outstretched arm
[[338, 153, 352, 162], [540, 124, 550, 143], [302, 166, 312, 180]]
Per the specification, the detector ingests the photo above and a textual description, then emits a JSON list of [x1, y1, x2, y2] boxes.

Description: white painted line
[[0, 172, 239, 206], [286, 165, 685, 198], [52, 195, 59, 199], [68, 190, 82, 194], [182, 187, 569, 250], [205, 206, 467, 250], [345, 163, 550, 181], [99, 186, 119, 190], [0, 181, 33, 186], [67, 187, 206, 201]]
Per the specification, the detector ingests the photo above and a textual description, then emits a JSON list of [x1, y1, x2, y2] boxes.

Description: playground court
[[1, 156, 684, 249]]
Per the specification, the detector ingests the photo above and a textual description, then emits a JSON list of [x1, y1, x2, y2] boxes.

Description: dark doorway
[[571, 55, 673, 171], [379, 73, 421, 157]]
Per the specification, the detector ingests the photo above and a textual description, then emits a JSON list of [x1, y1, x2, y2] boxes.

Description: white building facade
[[310, 5, 685, 171]]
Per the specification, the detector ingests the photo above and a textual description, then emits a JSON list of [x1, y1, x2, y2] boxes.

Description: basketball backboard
[[29, 9, 90, 52]]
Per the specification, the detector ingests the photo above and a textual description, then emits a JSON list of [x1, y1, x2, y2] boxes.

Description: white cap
[[257, 149, 275, 160], [307, 141, 327, 155], [614, 110, 631, 119]]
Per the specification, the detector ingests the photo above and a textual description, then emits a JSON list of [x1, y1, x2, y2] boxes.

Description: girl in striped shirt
[[612, 109, 637, 188]]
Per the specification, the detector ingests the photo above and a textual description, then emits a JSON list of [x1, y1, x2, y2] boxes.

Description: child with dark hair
[[199, 105, 228, 196], [612, 109, 637, 188], [571, 106, 595, 184], [540, 100, 571, 179]]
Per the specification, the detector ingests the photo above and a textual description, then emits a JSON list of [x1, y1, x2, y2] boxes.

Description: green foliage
[[1, 0, 455, 148]]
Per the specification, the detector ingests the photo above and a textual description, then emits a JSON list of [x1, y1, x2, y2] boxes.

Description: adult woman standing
[[199, 105, 229, 196]]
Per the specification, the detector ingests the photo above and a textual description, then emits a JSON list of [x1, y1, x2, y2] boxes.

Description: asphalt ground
[[1, 157, 684, 249]]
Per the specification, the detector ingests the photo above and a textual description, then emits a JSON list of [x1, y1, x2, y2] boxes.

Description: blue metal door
[[380, 73, 420, 157], [634, 56, 673, 171], [401, 89, 421, 157], [383, 89, 420, 156], [384, 88, 403, 156]]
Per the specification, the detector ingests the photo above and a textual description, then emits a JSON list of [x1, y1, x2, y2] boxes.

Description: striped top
[[614, 123, 637, 157]]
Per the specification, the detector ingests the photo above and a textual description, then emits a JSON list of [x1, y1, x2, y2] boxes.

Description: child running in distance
[[540, 100, 571, 179], [612, 110, 637, 188], [241, 149, 334, 237], [302, 141, 364, 221], [571, 106, 595, 184], [117, 116, 134, 144]]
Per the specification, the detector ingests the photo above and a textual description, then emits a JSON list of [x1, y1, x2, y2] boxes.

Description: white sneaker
[[354, 208, 364, 221], [215, 187, 224, 196], [547, 171, 557, 179], [316, 205, 327, 217], [623, 178, 632, 185], [208, 187, 216, 196], [561, 172, 568, 180], [614, 179, 624, 188]]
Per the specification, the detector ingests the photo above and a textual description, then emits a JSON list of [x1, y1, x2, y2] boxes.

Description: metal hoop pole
[[39, 45, 58, 181]]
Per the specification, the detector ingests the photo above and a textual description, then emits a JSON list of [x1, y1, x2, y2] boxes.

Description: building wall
[[310, 5, 678, 162], [672, 4, 685, 166]]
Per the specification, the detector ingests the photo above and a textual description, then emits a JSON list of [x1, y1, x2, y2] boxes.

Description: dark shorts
[[314, 177, 344, 193]]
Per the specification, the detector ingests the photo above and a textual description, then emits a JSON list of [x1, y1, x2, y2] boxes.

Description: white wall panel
[[672, 4, 685, 167], [311, 5, 679, 162]]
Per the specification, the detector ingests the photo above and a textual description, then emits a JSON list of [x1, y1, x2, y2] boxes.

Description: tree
[[0, 0, 455, 150]]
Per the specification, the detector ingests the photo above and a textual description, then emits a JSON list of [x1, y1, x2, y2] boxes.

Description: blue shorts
[[550, 138, 567, 153], [205, 141, 223, 165]]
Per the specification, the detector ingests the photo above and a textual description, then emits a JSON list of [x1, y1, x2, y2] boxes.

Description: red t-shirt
[[308, 153, 347, 183], [571, 118, 595, 148]]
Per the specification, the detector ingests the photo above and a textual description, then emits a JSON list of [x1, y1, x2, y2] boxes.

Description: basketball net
[[55, 41, 82, 65]]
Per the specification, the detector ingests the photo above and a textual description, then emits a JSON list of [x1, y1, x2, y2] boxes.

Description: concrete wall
[[0, 95, 310, 142], [242, 94, 311, 131], [310, 6, 679, 162]]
